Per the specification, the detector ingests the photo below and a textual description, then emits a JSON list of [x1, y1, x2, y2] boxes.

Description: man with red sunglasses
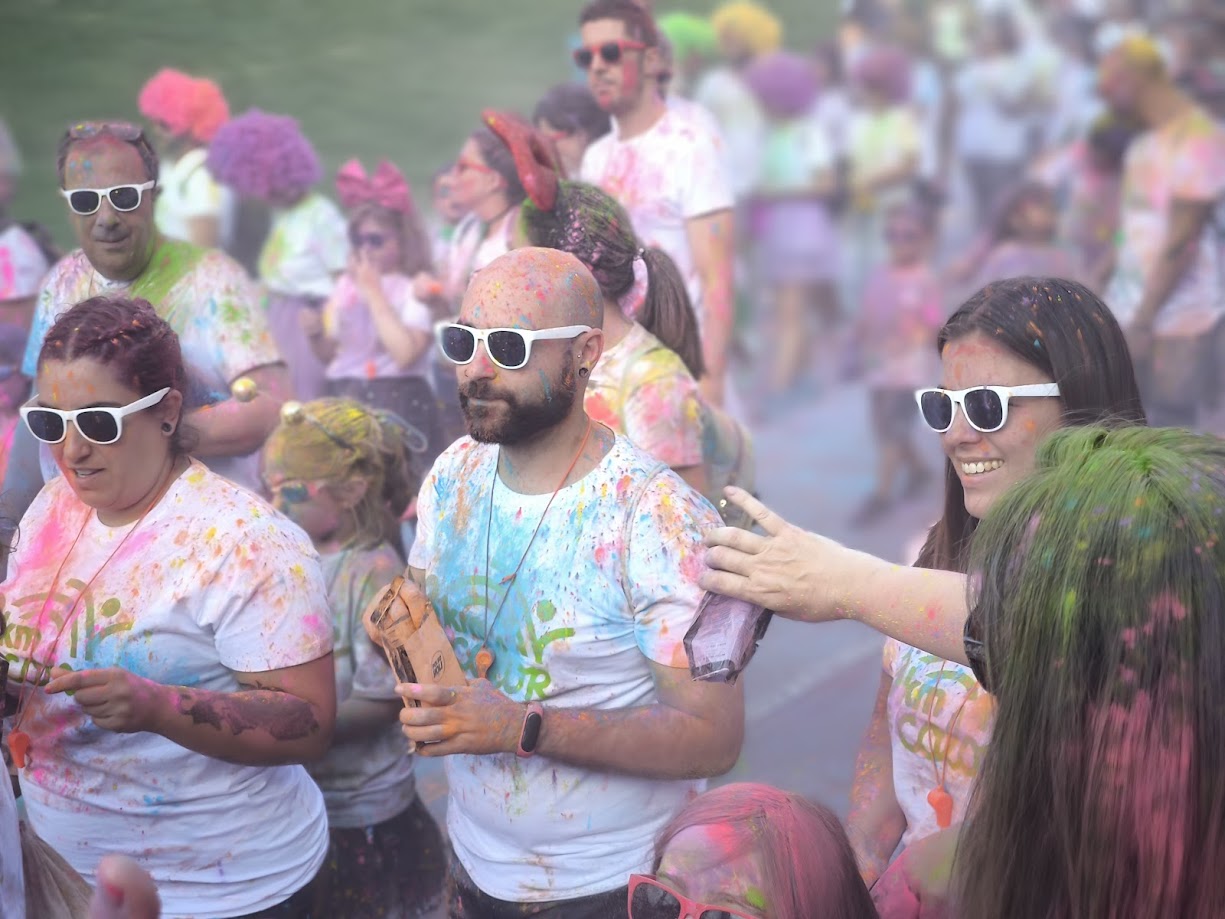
[[1, 121, 289, 558], [577, 0, 736, 407]]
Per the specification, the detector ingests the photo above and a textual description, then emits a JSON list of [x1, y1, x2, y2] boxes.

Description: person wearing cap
[[0, 120, 288, 554]]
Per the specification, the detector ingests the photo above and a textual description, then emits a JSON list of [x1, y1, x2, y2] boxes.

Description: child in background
[[262, 398, 445, 918], [843, 44, 921, 313], [744, 51, 842, 394], [0, 323, 27, 485], [208, 110, 348, 401], [850, 202, 942, 526], [954, 181, 1083, 298], [308, 158, 441, 482]]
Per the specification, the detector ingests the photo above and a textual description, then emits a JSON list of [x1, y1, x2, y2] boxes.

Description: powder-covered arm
[[44, 654, 337, 766], [701, 487, 972, 665]]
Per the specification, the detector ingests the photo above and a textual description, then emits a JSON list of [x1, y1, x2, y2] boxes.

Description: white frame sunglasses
[[434, 321, 594, 371], [21, 387, 171, 445], [915, 383, 1061, 434], [59, 180, 156, 216]]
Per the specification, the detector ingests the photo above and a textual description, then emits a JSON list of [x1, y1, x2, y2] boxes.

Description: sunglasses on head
[[915, 383, 1061, 434], [628, 876, 760, 919], [21, 387, 170, 446], [573, 39, 648, 69], [60, 180, 156, 216], [435, 321, 593, 371], [66, 120, 144, 142]]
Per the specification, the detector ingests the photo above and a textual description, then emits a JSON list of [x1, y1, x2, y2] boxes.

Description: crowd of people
[[1, 0, 1225, 916]]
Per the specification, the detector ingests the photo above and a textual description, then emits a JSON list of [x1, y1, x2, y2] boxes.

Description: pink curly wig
[[138, 68, 230, 144], [206, 109, 322, 202]]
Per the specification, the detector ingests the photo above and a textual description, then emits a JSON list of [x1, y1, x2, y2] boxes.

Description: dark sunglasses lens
[[600, 42, 624, 64], [68, 190, 100, 214], [279, 483, 311, 504], [76, 410, 121, 444], [359, 233, 386, 248], [630, 883, 682, 919], [24, 410, 65, 443], [963, 388, 1005, 431], [487, 330, 528, 368], [440, 325, 476, 363], [108, 186, 142, 211], [919, 391, 953, 431], [574, 48, 594, 69]]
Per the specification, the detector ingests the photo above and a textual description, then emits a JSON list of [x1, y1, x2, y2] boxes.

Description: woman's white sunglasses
[[915, 383, 1061, 434], [60, 180, 156, 216], [21, 387, 171, 445], [435, 321, 594, 371]]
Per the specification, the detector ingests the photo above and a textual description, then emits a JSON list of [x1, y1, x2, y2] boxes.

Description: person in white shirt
[[384, 247, 743, 918], [138, 69, 235, 251], [578, 0, 736, 407]]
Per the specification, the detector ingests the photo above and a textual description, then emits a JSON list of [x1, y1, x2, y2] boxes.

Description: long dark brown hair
[[915, 277, 1146, 574]]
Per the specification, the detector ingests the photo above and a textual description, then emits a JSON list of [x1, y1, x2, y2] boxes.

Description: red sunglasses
[[573, 39, 647, 69], [628, 875, 760, 919]]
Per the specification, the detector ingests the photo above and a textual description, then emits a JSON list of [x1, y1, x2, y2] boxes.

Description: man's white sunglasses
[[60, 180, 156, 216], [435, 321, 594, 371]]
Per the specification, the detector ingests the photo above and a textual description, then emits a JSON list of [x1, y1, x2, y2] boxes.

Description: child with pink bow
[[303, 158, 441, 480]]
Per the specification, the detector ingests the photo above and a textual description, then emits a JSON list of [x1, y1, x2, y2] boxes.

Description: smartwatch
[[516, 702, 545, 758]]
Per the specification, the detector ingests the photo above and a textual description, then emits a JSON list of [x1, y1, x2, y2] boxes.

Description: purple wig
[[744, 51, 822, 118], [207, 108, 322, 202], [851, 44, 913, 105]]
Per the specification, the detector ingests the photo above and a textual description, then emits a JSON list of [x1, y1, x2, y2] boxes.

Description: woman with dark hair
[[498, 113, 755, 519], [701, 278, 1147, 885], [0, 295, 335, 917], [628, 782, 876, 919], [533, 83, 611, 178], [426, 119, 529, 306], [879, 425, 1225, 916]]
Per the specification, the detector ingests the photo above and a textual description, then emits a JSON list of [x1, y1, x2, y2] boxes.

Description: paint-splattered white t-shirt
[[0, 461, 332, 918], [0, 223, 48, 302], [581, 106, 734, 327], [409, 435, 719, 902]]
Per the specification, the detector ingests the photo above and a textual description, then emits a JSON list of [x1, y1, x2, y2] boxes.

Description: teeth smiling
[[962, 460, 1004, 476]]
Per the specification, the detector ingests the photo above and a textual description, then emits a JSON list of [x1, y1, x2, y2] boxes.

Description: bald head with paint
[[455, 247, 604, 446]]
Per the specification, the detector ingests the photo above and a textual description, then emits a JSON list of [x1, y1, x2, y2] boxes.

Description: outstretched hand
[[700, 487, 854, 623]]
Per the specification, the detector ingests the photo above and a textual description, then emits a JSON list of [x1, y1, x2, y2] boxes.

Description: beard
[[459, 354, 579, 445]]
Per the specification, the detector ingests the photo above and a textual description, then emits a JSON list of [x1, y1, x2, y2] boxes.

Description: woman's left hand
[[45, 667, 167, 734]]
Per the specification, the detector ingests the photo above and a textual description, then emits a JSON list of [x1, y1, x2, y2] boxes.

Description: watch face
[[520, 710, 543, 753]]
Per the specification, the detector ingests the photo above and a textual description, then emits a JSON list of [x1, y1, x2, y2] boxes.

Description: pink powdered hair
[[653, 783, 876, 919], [138, 68, 230, 144], [206, 108, 322, 202]]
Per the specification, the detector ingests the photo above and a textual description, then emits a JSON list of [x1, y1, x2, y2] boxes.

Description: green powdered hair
[[956, 424, 1225, 918]]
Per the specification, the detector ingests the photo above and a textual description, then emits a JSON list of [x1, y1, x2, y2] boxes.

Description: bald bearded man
[[397, 248, 744, 917]]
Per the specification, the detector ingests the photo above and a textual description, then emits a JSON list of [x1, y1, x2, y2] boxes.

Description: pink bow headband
[[335, 158, 415, 214]]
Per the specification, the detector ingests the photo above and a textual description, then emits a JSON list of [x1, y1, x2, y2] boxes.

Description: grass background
[[1, 0, 836, 248]]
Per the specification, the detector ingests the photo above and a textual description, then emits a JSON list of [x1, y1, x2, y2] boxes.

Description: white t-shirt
[[581, 105, 734, 327], [0, 224, 48, 302], [324, 272, 433, 381], [308, 544, 417, 829], [443, 210, 515, 301], [409, 435, 720, 903], [953, 57, 1035, 162], [155, 148, 236, 250], [258, 192, 348, 299], [0, 764, 23, 919], [692, 67, 764, 200], [0, 462, 332, 918]]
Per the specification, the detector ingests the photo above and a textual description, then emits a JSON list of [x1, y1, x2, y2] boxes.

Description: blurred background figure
[[656, 11, 720, 99], [532, 82, 611, 177], [743, 50, 841, 396], [209, 108, 348, 402], [0, 117, 53, 333], [137, 68, 234, 251]]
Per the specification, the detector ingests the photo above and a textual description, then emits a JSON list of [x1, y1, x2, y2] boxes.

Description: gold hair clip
[[280, 400, 355, 452]]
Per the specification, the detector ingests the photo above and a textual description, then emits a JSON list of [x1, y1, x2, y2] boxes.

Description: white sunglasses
[[21, 387, 171, 445], [435, 321, 594, 371], [60, 180, 156, 216], [915, 383, 1061, 434]]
